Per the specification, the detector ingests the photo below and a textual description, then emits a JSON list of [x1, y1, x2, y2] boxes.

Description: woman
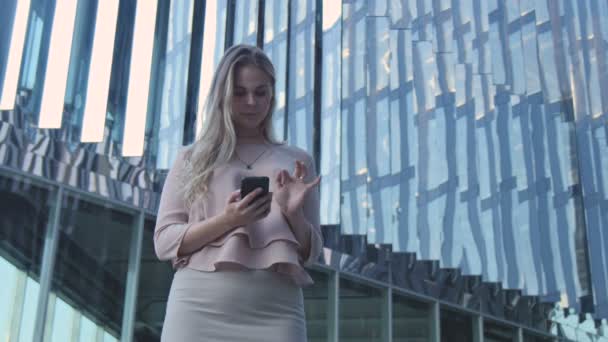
[[154, 44, 322, 341]]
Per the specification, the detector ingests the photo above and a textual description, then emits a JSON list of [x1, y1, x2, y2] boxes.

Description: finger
[[253, 200, 272, 218], [306, 175, 321, 189], [251, 193, 272, 211], [227, 190, 241, 203], [294, 160, 303, 180], [277, 169, 291, 187], [253, 199, 271, 215], [281, 169, 293, 184], [276, 170, 284, 187], [239, 188, 263, 208], [296, 160, 308, 181]]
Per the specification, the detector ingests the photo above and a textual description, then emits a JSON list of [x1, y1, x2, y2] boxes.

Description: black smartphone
[[240, 176, 269, 201]]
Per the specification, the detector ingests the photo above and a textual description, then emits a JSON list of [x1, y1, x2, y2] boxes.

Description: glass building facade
[[1, 0, 608, 341]]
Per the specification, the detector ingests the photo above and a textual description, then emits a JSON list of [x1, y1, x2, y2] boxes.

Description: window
[[49, 193, 137, 339]]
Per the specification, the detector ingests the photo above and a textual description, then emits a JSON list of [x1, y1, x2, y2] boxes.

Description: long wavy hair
[[182, 44, 282, 206]]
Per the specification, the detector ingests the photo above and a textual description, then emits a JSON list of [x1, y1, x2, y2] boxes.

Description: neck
[[236, 131, 267, 144]]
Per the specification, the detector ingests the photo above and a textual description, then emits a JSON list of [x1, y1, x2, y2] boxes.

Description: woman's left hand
[[274, 160, 321, 219]]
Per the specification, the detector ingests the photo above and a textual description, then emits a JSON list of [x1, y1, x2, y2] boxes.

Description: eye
[[255, 90, 268, 97], [233, 88, 246, 96]]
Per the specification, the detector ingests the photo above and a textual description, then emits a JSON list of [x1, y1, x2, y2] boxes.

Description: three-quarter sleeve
[[300, 153, 323, 267], [154, 150, 192, 262]]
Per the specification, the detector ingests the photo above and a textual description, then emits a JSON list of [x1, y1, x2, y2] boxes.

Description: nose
[[245, 92, 256, 105]]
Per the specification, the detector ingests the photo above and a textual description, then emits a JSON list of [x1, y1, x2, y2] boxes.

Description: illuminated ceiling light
[[122, 0, 158, 157], [80, 0, 119, 142], [322, 0, 341, 31], [196, 0, 218, 137], [0, 0, 31, 110], [38, 0, 78, 128]]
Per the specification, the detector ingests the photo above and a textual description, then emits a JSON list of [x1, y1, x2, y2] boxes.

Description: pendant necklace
[[234, 146, 268, 170]]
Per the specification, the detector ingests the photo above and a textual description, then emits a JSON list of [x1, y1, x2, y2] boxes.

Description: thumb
[[307, 175, 321, 189], [227, 190, 241, 203]]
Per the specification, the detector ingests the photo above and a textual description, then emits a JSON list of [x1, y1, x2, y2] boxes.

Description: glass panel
[[18, 278, 40, 342], [263, 0, 289, 140], [366, 17, 391, 181], [354, 16, 365, 92], [105, 0, 138, 148], [50, 193, 136, 339], [508, 27, 525, 95], [367, 17, 390, 93], [388, 0, 415, 28], [50, 296, 77, 342], [287, 0, 315, 153], [521, 21, 540, 95], [17, 0, 55, 122], [353, 98, 366, 174], [211, 1, 227, 67], [412, 41, 436, 111], [341, 0, 367, 228], [154, 0, 194, 169], [104, 330, 119, 342], [234, 0, 258, 46], [523, 333, 553, 342], [339, 277, 383, 341], [78, 315, 98, 342], [61, 0, 98, 145], [303, 270, 329, 342], [368, 0, 387, 16], [319, 0, 341, 225], [133, 218, 174, 342], [537, 31, 561, 103], [341, 190, 355, 234], [337, 0, 606, 325], [484, 320, 516, 342], [0, 257, 20, 341], [0, 0, 18, 90], [440, 309, 473, 341], [0, 173, 52, 340], [392, 293, 431, 341], [196, 0, 228, 136], [489, 22, 505, 85]]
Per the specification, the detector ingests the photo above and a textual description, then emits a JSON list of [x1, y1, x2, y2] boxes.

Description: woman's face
[[230, 64, 273, 135]]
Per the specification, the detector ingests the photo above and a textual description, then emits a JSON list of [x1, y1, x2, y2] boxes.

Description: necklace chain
[[234, 147, 268, 169]]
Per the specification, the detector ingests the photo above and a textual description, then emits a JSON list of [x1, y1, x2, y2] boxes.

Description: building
[[1, 0, 607, 341]]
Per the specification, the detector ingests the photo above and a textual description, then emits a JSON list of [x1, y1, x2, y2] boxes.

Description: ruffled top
[[153, 142, 323, 287]]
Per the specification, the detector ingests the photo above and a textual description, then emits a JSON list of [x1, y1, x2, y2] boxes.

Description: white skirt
[[161, 267, 307, 342]]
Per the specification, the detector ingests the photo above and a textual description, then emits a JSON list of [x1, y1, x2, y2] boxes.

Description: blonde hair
[[182, 44, 282, 206]]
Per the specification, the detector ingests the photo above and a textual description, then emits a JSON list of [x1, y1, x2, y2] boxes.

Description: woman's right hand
[[222, 188, 272, 228]]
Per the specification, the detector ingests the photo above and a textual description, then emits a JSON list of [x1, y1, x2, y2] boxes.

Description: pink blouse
[[153, 143, 323, 287]]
